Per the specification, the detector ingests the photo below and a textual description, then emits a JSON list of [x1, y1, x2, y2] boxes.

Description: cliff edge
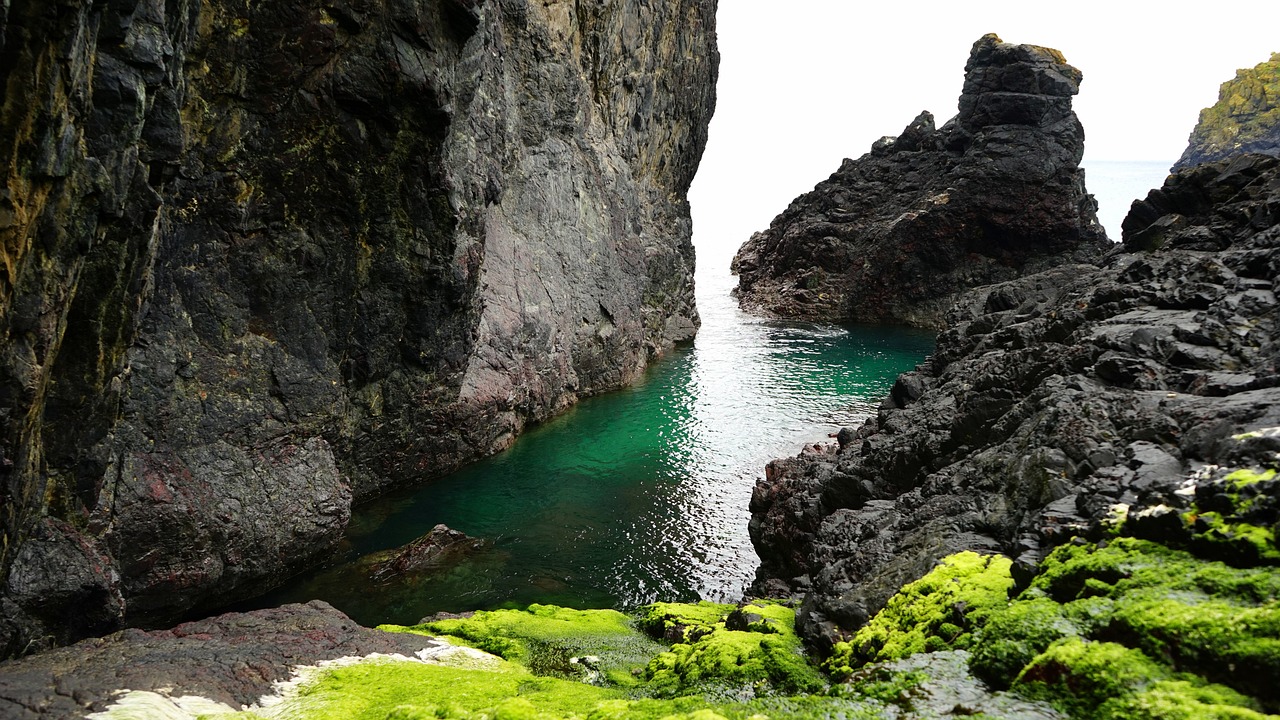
[[1174, 51, 1280, 171], [732, 34, 1108, 329], [0, 0, 718, 656]]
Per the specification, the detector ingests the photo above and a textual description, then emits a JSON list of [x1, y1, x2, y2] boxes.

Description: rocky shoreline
[[748, 153, 1280, 656]]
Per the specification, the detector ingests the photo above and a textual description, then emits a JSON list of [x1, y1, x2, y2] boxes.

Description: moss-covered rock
[[1175, 52, 1280, 170], [966, 538, 1280, 715], [824, 552, 1015, 676], [387, 605, 663, 688], [90, 601, 888, 720], [639, 601, 827, 697]]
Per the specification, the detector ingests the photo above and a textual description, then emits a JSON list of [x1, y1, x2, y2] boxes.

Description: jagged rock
[[1174, 52, 1280, 171], [366, 523, 485, 583], [732, 34, 1109, 329], [0, 0, 717, 656], [748, 155, 1280, 651], [0, 601, 439, 720]]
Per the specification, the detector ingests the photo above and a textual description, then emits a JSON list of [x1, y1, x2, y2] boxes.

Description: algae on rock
[[1175, 52, 1280, 170]]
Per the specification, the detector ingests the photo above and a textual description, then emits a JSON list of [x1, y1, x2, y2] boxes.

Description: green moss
[[969, 597, 1078, 684], [1014, 638, 1171, 716], [1014, 638, 1273, 720], [635, 601, 731, 643], [641, 601, 825, 696], [384, 605, 664, 687], [958, 538, 1280, 716], [824, 552, 1014, 676], [1184, 510, 1280, 565], [1225, 468, 1278, 488], [1103, 681, 1273, 720]]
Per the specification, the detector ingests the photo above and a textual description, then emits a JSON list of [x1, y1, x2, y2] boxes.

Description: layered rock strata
[[1174, 51, 1280, 170], [749, 154, 1280, 649], [0, 0, 717, 655], [732, 34, 1108, 328]]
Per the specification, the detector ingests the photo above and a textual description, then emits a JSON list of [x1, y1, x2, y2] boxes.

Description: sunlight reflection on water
[[252, 249, 934, 625]]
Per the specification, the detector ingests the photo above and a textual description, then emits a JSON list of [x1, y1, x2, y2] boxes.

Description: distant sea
[[1081, 160, 1175, 241]]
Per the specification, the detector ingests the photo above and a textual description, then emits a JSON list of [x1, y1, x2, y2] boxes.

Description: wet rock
[[749, 155, 1280, 649], [0, 601, 438, 720], [367, 524, 486, 583], [732, 34, 1109, 328], [0, 0, 717, 654]]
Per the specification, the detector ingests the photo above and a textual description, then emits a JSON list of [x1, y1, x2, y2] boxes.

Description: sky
[[688, 1, 1280, 269]]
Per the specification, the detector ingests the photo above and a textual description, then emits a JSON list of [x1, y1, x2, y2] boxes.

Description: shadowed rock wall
[[0, 0, 717, 655]]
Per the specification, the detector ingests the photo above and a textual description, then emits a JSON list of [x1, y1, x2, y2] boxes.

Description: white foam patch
[[89, 637, 503, 719]]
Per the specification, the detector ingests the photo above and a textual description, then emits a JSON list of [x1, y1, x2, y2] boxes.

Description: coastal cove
[[249, 162, 1163, 627], [249, 266, 935, 625]]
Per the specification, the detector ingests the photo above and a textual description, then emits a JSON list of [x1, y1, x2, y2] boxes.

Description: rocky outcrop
[[0, 0, 717, 655], [748, 154, 1280, 650], [0, 600, 441, 719], [1174, 52, 1280, 171], [732, 34, 1108, 328], [366, 523, 485, 583]]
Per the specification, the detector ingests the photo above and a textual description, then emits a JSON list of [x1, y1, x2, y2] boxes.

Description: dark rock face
[[1174, 52, 1280, 171], [749, 154, 1280, 650], [732, 34, 1108, 328], [0, 601, 437, 719], [0, 0, 717, 655]]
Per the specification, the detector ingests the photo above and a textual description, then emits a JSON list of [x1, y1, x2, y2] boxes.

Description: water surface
[[255, 254, 933, 625]]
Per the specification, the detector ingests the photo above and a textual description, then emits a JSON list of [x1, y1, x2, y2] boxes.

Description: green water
[[254, 262, 934, 626]]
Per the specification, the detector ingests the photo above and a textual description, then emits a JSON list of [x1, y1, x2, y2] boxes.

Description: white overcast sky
[[689, 1, 1280, 267]]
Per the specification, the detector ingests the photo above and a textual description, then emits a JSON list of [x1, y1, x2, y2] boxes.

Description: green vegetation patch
[[384, 605, 664, 687], [640, 600, 826, 697], [968, 538, 1280, 716], [1013, 638, 1272, 720], [824, 552, 1015, 676]]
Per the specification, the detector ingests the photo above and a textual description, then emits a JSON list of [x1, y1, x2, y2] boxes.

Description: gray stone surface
[[0, 0, 718, 655], [749, 154, 1280, 650], [0, 601, 436, 719], [732, 34, 1108, 328]]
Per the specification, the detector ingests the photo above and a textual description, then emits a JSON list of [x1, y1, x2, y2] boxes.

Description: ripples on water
[[253, 260, 934, 625], [256, 162, 1170, 626]]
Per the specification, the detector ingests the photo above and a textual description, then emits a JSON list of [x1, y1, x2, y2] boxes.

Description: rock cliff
[[732, 34, 1108, 328], [1174, 52, 1280, 170], [0, 0, 717, 656], [749, 154, 1280, 649]]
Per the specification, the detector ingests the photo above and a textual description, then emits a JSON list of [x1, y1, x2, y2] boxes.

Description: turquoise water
[[253, 163, 1164, 628], [253, 253, 934, 626]]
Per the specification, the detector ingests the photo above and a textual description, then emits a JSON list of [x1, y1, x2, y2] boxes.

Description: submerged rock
[[748, 154, 1280, 654], [365, 523, 486, 583], [0, 0, 717, 655], [732, 34, 1108, 328], [1174, 51, 1280, 171]]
